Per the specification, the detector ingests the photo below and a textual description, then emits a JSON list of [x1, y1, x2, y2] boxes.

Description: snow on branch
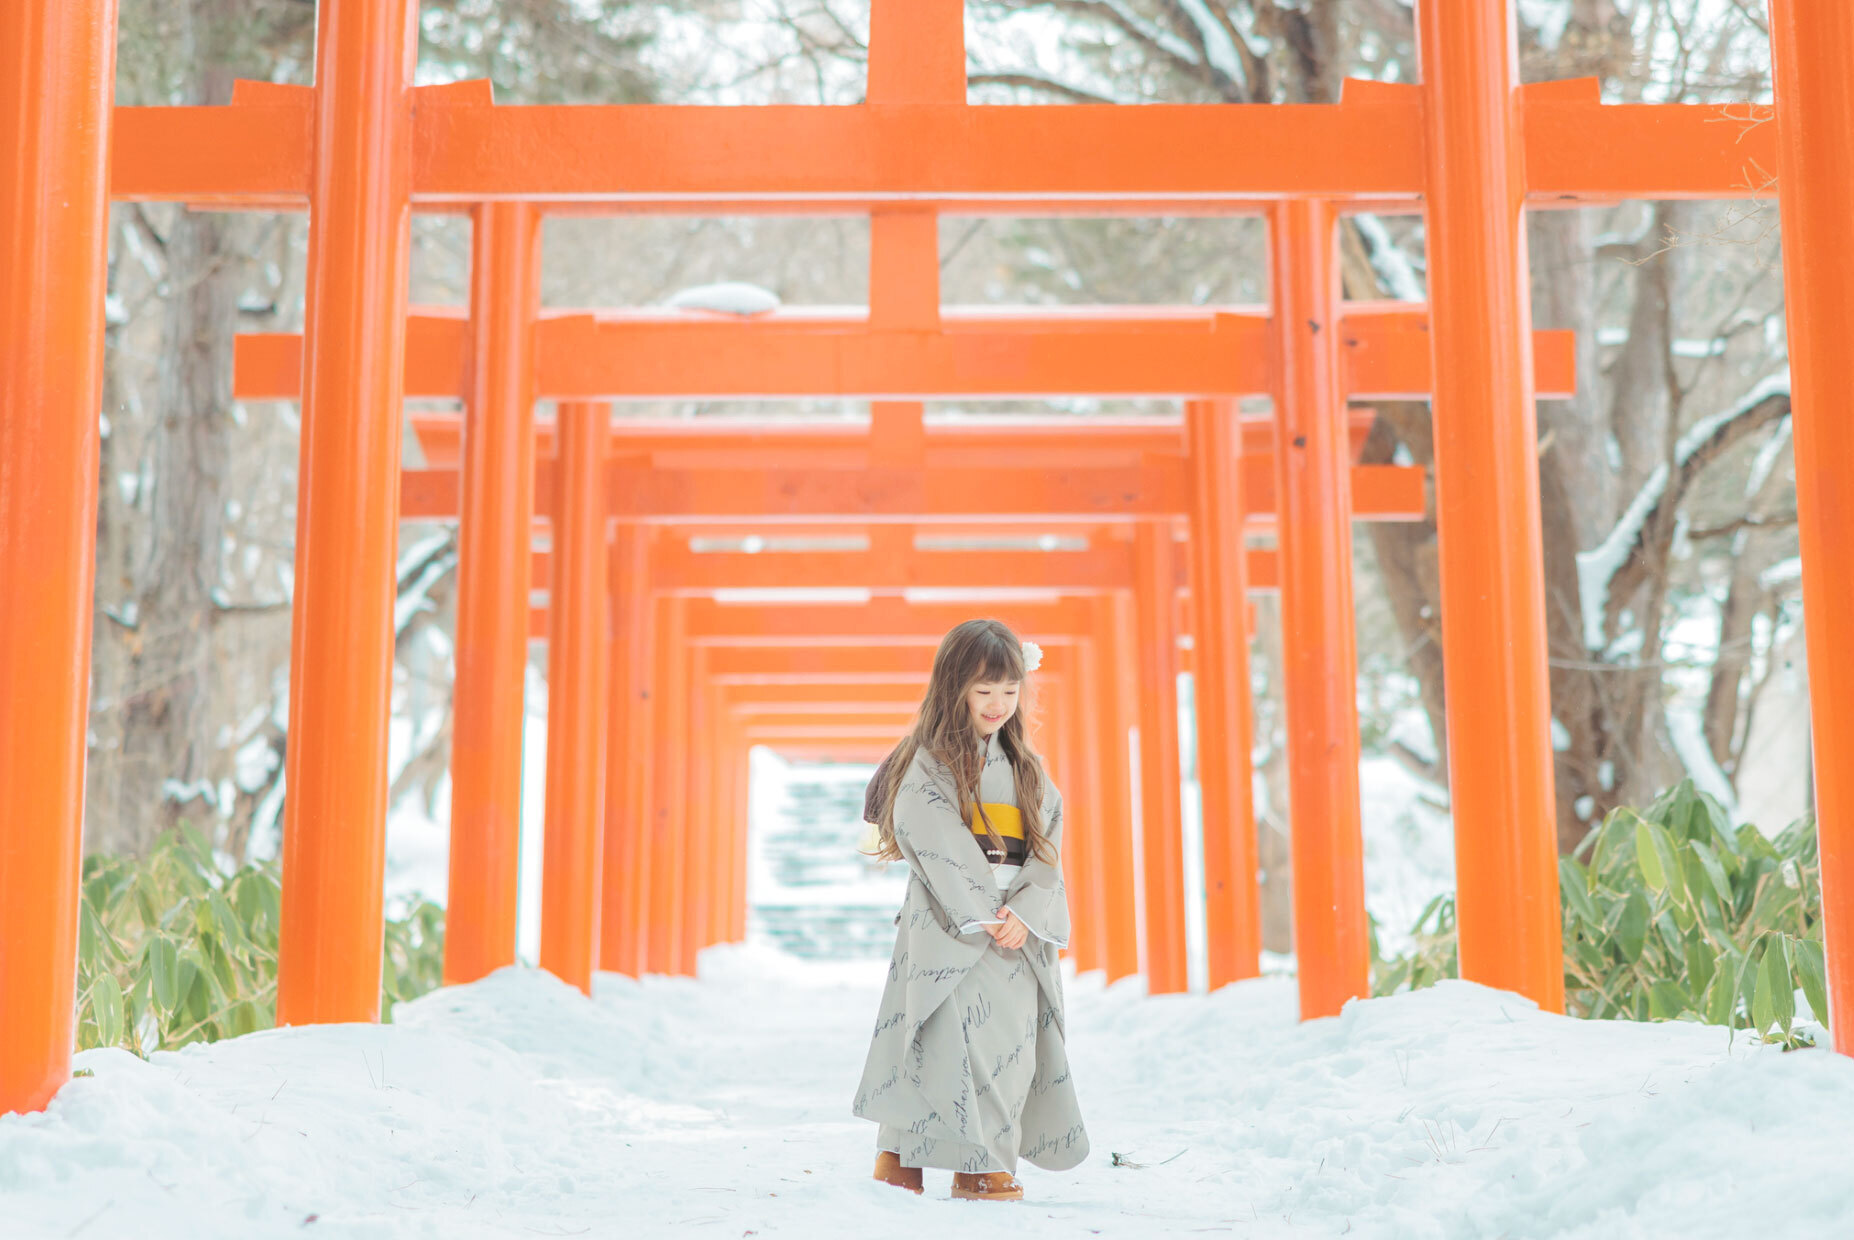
[[1174, 0, 1250, 88], [1094, 0, 1206, 68], [1574, 371, 1791, 652], [1666, 704, 1741, 821], [396, 530, 459, 641], [1353, 213, 1426, 302]]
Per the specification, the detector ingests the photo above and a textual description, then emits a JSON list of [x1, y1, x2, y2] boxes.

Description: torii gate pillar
[[445, 201, 539, 986], [0, 0, 118, 1116], [1187, 399, 1264, 989], [1093, 595, 1142, 982], [277, 0, 419, 1028], [1769, 0, 1854, 1052], [601, 527, 654, 977], [1134, 525, 1189, 994], [538, 401, 611, 995], [646, 596, 691, 974], [1271, 201, 1370, 1019], [1419, 0, 1565, 1012]]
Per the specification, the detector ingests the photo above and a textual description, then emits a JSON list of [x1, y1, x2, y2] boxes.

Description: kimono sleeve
[[1003, 782, 1071, 948], [891, 754, 1002, 936]]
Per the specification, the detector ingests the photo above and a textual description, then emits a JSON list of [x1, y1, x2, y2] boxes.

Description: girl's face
[[965, 679, 1021, 736]]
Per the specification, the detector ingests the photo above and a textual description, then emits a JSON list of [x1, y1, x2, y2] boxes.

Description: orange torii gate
[[16, 0, 1854, 1123], [703, 666, 1087, 969], [700, 646, 1115, 973], [491, 402, 1429, 1004]]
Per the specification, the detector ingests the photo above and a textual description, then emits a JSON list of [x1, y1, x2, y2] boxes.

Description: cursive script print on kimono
[[851, 745, 1090, 1171]]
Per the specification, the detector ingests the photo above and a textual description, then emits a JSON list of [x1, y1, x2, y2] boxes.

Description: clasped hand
[[985, 908, 1029, 950]]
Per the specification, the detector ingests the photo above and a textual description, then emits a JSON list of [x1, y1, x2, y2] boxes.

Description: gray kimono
[[852, 732, 1090, 1174]]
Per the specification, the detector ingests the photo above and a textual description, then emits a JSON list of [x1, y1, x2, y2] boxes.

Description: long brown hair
[[870, 619, 1054, 865]]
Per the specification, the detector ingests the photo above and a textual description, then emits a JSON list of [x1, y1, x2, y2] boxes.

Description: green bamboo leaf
[[1794, 937, 1829, 1029], [1698, 788, 1734, 840], [1689, 839, 1733, 907], [1684, 932, 1716, 998], [1617, 892, 1650, 962], [1559, 858, 1600, 926], [1766, 936, 1796, 1032], [1590, 810, 1629, 876], [1738, 823, 1779, 864], [175, 955, 200, 1014], [148, 935, 180, 1010], [1752, 955, 1777, 1035], [1647, 980, 1690, 1020], [1652, 912, 1686, 962], [90, 973, 124, 1049], [1635, 820, 1667, 892], [209, 889, 251, 953], [1668, 894, 1697, 936], [1703, 969, 1736, 1027], [1652, 825, 1684, 903]]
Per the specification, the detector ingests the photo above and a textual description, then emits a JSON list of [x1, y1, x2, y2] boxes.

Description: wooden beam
[[112, 80, 1774, 208], [399, 460, 1423, 522], [233, 308, 1576, 402]]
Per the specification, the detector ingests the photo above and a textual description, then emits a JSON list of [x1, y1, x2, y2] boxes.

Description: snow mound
[[663, 281, 781, 316], [5, 949, 1853, 1238]]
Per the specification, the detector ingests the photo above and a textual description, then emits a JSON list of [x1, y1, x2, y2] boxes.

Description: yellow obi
[[969, 802, 1028, 866]]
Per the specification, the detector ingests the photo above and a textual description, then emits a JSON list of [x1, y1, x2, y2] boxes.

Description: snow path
[[6, 944, 1854, 1238]]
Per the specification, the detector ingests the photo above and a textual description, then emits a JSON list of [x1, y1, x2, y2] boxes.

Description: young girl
[[851, 619, 1090, 1202]]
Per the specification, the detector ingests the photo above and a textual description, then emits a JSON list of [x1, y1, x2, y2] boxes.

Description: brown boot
[[873, 1151, 923, 1194], [951, 1171, 1024, 1202]]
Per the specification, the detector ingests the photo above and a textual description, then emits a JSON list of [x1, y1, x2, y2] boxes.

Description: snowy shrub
[[75, 824, 445, 1054], [1563, 781, 1826, 1046], [1372, 781, 1827, 1048]]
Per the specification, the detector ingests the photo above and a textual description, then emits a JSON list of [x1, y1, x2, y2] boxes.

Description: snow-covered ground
[[6, 944, 1852, 1239]]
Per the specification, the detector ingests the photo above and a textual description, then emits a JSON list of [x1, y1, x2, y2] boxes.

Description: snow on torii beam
[[232, 306, 1577, 402], [111, 78, 1772, 209]]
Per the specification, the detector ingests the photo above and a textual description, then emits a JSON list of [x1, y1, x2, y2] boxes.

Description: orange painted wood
[[682, 597, 1095, 644], [1066, 635, 1109, 976], [400, 407, 1386, 470], [532, 539, 1279, 599], [444, 202, 538, 987], [233, 310, 1575, 402], [538, 402, 611, 996], [705, 646, 937, 681], [0, 0, 117, 1116], [1271, 202, 1370, 1020], [275, 0, 416, 1029], [645, 597, 689, 974], [599, 525, 651, 977], [1100, 593, 1144, 983], [1133, 526, 1189, 995], [1420, 0, 1564, 1013], [111, 89, 1777, 208], [1769, 0, 1854, 1054], [628, 533, 661, 976], [1186, 400, 1263, 990], [655, 544, 1139, 592], [398, 460, 1425, 523], [724, 719, 751, 944], [678, 650, 713, 974], [868, 0, 964, 106]]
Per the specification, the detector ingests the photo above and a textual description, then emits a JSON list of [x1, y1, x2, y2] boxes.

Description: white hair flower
[[1021, 641, 1043, 673]]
